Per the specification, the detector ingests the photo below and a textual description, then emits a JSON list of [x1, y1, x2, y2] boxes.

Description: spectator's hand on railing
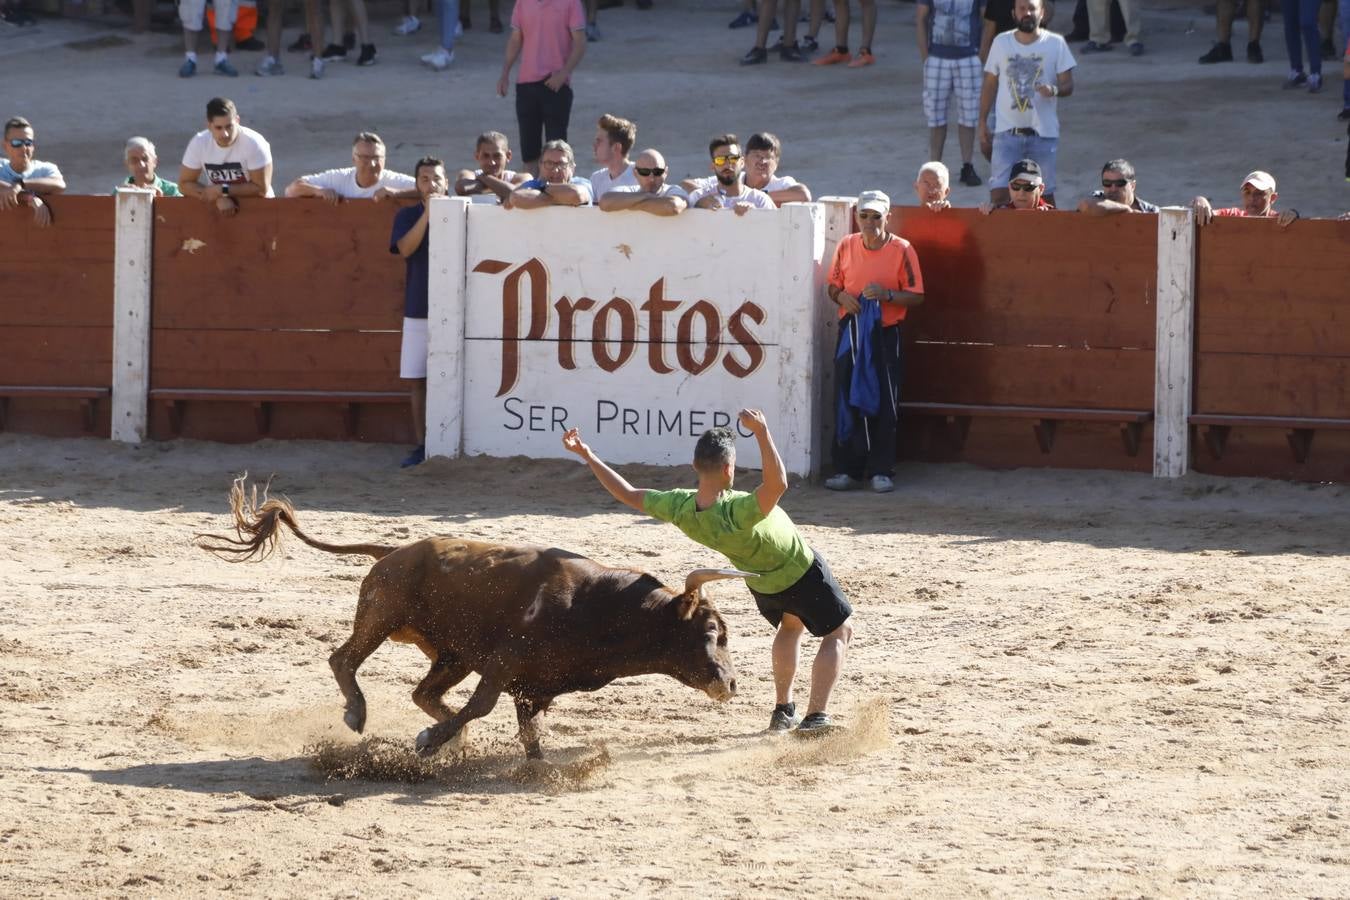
[[1276, 209, 1298, 228], [1192, 196, 1213, 227], [978, 201, 995, 216], [836, 290, 862, 316], [30, 196, 51, 227], [733, 201, 753, 217], [372, 186, 395, 203], [0, 183, 21, 210], [317, 188, 341, 206], [1339, 211, 1350, 221], [215, 195, 238, 217], [922, 199, 951, 212]]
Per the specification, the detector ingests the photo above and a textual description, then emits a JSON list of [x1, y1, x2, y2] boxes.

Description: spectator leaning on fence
[[688, 134, 775, 215], [683, 132, 811, 206], [597, 148, 688, 216], [979, 157, 1053, 212], [507, 139, 594, 208], [1077, 158, 1157, 215], [980, 0, 1074, 208], [589, 113, 637, 196], [178, 98, 273, 217], [454, 131, 529, 203], [496, 0, 586, 176], [1, 116, 64, 227], [914, 160, 952, 210], [1192, 170, 1299, 228], [917, 0, 984, 188], [284, 132, 414, 202], [825, 190, 924, 495], [119, 137, 181, 197], [388, 157, 449, 470]]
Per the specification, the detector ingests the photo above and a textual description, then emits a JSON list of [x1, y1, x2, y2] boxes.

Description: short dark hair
[[597, 114, 637, 155], [205, 97, 237, 121], [4, 116, 31, 135], [694, 427, 737, 471], [746, 132, 781, 157], [475, 131, 509, 151], [414, 156, 445, 179], [1101, 158, 1136, 181], [708, 134, 739, 158], [353, 131, 384, 148]]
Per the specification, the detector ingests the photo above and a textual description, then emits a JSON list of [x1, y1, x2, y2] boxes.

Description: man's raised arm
[[739, 409, 787, 516], [561, 428, 648, 512]]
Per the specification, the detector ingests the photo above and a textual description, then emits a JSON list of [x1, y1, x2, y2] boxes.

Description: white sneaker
[[824, 474, 859, 491], [309, 55, 325, 79], [870, 475, 895, 493], [421, 48, 454, 70], [392, 15, 421, 35]]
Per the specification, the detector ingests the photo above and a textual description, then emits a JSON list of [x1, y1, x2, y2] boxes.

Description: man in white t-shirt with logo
[[978, 0, 1074, 208], [683, 132, 809, 207], [588, 112, 637, 197], [284, 132, 415, 203], [597, 148, 688, 216], [688, 134, 774, 216], [178, 97, 273, 218]]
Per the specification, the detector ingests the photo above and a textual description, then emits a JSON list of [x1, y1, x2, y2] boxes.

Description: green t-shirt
[[643, 489, 813, 595], [118, 175, 181, 197]]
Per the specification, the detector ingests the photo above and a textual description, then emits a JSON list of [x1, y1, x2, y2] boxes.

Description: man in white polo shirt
[[284, 132, 415, 202], [588, 112, 637, 196], [688, 133, 774, 215], [178, 97, 273, 218]]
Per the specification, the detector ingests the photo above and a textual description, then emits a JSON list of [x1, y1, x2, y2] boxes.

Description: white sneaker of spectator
[[309, 55, 325, 79], [393, 15, 421, 34], [421, 48, 454, 70]]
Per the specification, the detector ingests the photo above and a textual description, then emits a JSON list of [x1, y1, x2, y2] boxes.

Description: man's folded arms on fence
[[1192, 170, 1298, 228], [597, 149, 688, 216], [1, 116, 64, 228], [284, 131, 415, 204], [453, 131, 529, 204], [506, 139, 594, 209], [1077, 158, 1159, 215], [178, 97, 273, 218], [979, 158, 1054, 213], [688, 133, 775, 216]]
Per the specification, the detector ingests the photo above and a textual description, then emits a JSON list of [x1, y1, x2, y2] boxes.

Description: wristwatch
[[221, 184, 230, 196], [539, 182, 549, 195]]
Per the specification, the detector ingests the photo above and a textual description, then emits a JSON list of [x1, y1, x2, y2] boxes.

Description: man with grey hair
[[119, 137, 182, 196], [284, 132, 415, 202], [507, 139, 593, 208], [597, 148, 688, 216], [914, 161, 952, 210], [1077, 158, 1158, 215]]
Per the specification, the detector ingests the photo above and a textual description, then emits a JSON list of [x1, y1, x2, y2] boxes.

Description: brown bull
[[198, 478, 744, 759]]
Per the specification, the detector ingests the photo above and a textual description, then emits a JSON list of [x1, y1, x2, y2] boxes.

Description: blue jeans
[[440, 0, 460, 50], [990, 131, 1059, 194], [1281, 0, 1321, 74]]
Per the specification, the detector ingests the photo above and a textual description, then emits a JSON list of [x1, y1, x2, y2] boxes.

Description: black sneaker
[[768, 703, 799, 732], [1282, 71, 1307, 89], [959, 162, 982, 187], [343, 30, 356, 50], [356, 43, 377, 65], [740, 46, 768, 65], [1198, 41, 1232, 64], [235, 35, 265, 51], [1338, 107, 1350, 122], [320, 43, 347, 61], [288, 32, 312, 52], [1246, 40, 1263, 63], [779, 41, 806, 61], [796, 711, 834, 732], [800, 34, 818, 53]]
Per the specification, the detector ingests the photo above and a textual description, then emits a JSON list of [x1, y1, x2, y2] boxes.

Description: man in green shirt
[[118, 137, 182, 197], [562, 409, 854, 733]]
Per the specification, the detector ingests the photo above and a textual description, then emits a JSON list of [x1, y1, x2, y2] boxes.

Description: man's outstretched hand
[[561, 427, 590, 458], [738, 408, 768, 436]]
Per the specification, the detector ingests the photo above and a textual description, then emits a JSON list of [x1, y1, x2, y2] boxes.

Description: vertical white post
[[111, 188, 154, 443], [773, 203, 826, 477], [815, 197, 853, 477], [425, 196, 469, 459], [1153, 206, 1196, 478]]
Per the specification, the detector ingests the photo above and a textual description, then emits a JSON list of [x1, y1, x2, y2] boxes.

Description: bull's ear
[[679, 568, 755, 618]]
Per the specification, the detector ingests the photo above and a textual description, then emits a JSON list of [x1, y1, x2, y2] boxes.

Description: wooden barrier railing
[[0, 196, 115, 437], [1191, 217, 1350, 482], [147, 199, 412, 443], [887, 206, 1157, 471]]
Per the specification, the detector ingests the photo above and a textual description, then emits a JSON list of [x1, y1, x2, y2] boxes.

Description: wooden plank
[[1194, 353, 1350, 418], [0, 196, 115, 329], [150, 198, 405, 331], [901, 401, 1151, 422], [0, 327, 112, 386], [1153, 207, 1195, 478], [150, 329, 406, 392], [897, 413, 1152, 473], [1190, 425, 1350, 483], [902, 344, 1154, 409], [148, 398, 412, 444], [1190, 414, 1350, 429], [112, 189, 153, 443]]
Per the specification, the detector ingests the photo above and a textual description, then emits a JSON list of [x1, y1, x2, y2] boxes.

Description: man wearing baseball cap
[[1192, 171, 1298, 227], [979, 158, 1053, 213], [824, 189, 925, 494]]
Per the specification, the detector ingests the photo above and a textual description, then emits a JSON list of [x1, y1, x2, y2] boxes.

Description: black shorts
[[748, 550, 852, 637]]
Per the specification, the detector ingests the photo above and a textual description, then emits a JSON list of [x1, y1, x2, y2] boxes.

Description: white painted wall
[[111, 188, 154, 443], [451, 205, 828, 474], [1153, 206, 1196, 478], [425, 196, 470, 459]]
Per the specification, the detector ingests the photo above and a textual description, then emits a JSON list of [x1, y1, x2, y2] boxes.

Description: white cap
[[1242, 170, 1276, 192], [857, 189, 890, 215]]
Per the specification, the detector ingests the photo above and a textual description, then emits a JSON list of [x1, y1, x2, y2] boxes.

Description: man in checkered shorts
[[917, 0, 985, 187]]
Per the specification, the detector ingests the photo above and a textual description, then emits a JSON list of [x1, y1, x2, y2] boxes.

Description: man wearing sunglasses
[[688, 134, 774, 216], [825, 190, 925, 494], [1191, 170, 1298, 228], [1, 116, 64, 228], [978, 157, 1053, 212], [1077, 158, 1158, 215], [597, 149, 688, 216]]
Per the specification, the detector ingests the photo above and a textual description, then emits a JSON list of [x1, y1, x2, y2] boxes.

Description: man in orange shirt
[[824, 189, 925, 494]]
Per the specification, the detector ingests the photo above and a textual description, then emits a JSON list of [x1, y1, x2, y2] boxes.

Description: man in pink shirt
[[496, 0, 587, 175]]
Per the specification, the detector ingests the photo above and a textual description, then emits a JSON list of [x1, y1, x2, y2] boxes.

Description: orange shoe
[[813, 47, 851, 65], [847, 49, 874, 67]]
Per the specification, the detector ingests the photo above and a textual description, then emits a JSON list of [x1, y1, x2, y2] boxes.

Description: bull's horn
[[684, 568, 758, 596]]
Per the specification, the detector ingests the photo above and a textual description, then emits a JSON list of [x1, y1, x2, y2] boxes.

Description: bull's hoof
[[343, 707, 366, 734], [415, 727, 437, 757]]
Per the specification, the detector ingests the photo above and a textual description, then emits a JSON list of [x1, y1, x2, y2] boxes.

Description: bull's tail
[[196, 475, 398, 562]]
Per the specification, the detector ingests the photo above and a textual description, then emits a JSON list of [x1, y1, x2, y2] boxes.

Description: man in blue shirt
[[389, 157, 449, 468], [507, 139, 593, 208], [1, 116, 65, 227]]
